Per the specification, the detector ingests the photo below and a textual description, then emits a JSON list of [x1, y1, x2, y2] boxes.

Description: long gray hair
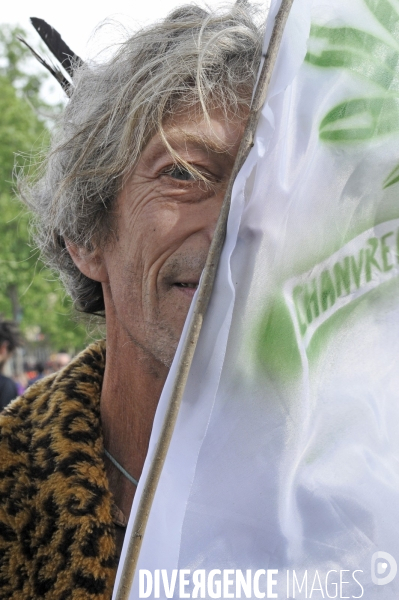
[[23, 3, 263, 314]]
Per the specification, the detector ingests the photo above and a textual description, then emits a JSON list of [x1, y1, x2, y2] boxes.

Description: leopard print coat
[[0, 341, 118, 599]]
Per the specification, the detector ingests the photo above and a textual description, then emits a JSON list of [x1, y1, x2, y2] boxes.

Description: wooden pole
[[114, 1, 295, 597]]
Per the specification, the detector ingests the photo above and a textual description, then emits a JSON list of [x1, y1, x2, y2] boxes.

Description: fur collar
[[0, 341, 117, 599]]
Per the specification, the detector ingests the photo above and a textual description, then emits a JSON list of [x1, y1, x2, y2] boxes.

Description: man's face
[[98, 108, 245, 367]]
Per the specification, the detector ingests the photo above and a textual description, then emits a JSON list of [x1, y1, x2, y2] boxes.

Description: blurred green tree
[[0, 25, 88, 354]]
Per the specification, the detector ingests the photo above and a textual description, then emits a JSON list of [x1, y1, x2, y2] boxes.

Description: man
[[0, 4, 262, 599], [0, 320, 21, 410]]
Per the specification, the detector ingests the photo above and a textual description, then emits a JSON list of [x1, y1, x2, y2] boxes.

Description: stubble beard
[[125, 250, 207, 369]]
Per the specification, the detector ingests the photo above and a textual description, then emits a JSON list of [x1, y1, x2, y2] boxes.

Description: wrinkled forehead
[[154, 105, 248, 158]]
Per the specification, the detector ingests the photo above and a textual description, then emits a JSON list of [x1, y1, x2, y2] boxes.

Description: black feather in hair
[[17, 36, 72, 96], [30, 17, 83, 77]]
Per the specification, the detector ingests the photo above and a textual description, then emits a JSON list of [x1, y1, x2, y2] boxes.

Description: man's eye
[[165, 165, 195, 181]]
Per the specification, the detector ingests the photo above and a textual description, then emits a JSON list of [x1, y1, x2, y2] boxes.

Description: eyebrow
[[147, 129, 235, 164], [172, 131, 231, 155]]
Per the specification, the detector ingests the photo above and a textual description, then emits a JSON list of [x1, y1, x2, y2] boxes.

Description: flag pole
[[114, 1, 295, 598]]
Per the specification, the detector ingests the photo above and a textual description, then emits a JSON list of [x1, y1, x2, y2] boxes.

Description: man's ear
[[65, 241, 108, 283]]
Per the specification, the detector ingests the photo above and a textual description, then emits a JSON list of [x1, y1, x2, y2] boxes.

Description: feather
[[30, 17, 83, 78], [17, 36, 72, 96]]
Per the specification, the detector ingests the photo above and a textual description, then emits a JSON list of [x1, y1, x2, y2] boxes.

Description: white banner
[[114, 0, 399, 597]]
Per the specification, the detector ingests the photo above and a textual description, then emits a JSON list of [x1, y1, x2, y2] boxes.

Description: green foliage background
[[0, 25, 88, 354]]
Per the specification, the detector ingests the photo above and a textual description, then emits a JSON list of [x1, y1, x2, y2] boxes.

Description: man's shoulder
[[0, 340, 106, 444], [0, 340, 117, 599], [0, 339, 108, 518]]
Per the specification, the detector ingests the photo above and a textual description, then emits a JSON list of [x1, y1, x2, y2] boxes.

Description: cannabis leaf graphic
[[384, 163, 399, 187], [305, 0, 399, 188]]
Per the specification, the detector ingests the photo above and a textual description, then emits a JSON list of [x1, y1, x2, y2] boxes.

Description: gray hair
[[23, 3, 263, 314]]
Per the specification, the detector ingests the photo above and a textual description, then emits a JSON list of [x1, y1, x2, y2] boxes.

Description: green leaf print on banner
[[255, 296, 302, 380], [384, 163, 399, 187], [306, 25, 399, 92], [319, 96, 399, 140], [305, 0, 399, 187], [364, 0, 399, 40]]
